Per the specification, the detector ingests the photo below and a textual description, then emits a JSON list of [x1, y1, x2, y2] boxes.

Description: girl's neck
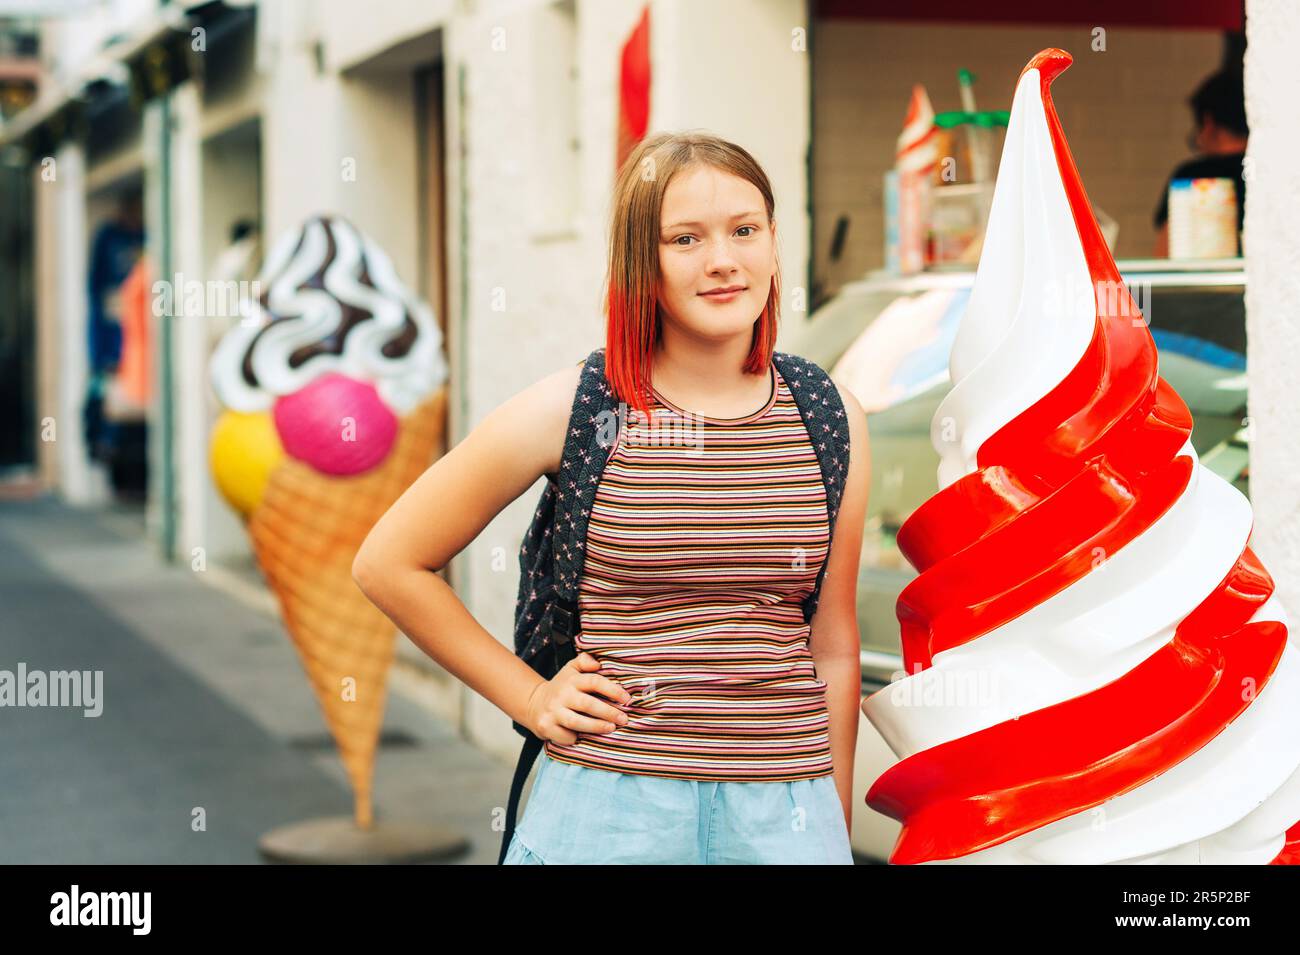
[[649, 334, 770, 418]]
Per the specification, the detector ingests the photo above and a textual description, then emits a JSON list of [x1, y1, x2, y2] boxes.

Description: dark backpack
[[498, 345, 851, 863]]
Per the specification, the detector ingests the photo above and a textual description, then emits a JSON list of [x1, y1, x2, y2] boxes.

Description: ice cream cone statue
[[861, 49, 1300, 865], [209, 215, 452, 854]]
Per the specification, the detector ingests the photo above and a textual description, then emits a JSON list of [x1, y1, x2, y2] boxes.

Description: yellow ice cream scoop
[[210, 410, 285, 517]]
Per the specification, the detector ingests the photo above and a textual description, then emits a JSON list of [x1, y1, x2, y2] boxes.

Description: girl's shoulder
[[528, 348, 612, 481]]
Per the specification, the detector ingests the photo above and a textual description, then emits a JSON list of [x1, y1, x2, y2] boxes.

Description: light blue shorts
[[503, 753, 855, 864]]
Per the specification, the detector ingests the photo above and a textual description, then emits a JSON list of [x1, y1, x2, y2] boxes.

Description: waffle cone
[[247, 387, 447, 828]]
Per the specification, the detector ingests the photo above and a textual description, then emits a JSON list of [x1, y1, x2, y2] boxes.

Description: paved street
[[0, 493, 515, 864]]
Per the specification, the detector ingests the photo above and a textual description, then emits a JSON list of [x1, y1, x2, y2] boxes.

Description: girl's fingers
[[578, 672, 633, 705], [557, 708, 621, 735], [568, 691, 629, 727]]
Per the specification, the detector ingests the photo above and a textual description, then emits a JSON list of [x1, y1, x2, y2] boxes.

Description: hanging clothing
[[84, 218, 143, 457], [87, 219, 144, 374], [111, 254, 152, 414]]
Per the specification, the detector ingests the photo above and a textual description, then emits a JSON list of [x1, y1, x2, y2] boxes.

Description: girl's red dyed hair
[[602, 131, 781, 419]]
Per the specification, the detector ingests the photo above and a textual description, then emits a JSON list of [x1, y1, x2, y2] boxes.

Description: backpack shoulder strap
[[552, 347, 622, 603], [514, 354, 596, 658], [771, 351, 850, 623]]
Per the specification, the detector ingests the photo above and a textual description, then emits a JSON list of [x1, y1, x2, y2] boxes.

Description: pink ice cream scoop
[[272, 372, 398, 475]]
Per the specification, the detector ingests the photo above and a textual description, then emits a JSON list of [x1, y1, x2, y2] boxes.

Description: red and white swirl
[[861, 49, 1300, 865]]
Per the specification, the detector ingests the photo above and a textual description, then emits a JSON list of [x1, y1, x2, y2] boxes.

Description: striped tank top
[[543, 360, 835, 781]]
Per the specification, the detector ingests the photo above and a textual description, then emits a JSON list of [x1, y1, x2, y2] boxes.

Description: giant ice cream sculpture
[[209, 214, 449, 833], [861, 49, 1300, 865]]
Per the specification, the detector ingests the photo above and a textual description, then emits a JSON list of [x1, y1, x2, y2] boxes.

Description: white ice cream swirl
[[209, 215, 448, 415]]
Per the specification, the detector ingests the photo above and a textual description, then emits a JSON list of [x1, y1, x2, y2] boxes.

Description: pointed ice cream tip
[[1020, 47, 1072, 83]]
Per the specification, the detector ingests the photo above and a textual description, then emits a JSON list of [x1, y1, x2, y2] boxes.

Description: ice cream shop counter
[[783, 258, 1249, 691]]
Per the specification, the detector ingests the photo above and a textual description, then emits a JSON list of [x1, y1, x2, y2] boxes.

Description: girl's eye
[[672, 226, 757, 246]]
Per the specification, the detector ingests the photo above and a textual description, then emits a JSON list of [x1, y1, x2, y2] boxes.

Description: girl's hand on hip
[[525, 651, 633, 745]]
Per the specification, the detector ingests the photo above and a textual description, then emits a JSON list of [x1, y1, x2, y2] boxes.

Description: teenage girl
[[353, 131, 871, 864]]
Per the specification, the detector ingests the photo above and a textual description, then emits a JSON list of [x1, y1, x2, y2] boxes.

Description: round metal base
[[258, 816, 470, 864]]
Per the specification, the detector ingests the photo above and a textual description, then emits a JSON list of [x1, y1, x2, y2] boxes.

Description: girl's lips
[[700, 287, 746, 302]]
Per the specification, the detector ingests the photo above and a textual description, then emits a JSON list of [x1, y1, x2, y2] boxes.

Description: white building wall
[[1243, 1, 1300, 620], [168, 81, 208, 565], [257, 2, 346, 247], [42, 142, 110, 504], [318, 0, 453, 74]]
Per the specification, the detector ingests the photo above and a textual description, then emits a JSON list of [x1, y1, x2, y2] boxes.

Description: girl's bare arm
[[351, 361, 629, 737], [809, 382, 871, 832]]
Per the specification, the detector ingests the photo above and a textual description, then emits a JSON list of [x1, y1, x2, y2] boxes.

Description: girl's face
[[656, 165, 776, 344]]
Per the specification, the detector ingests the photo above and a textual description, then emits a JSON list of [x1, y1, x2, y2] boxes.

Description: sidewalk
[[0, 492, 517, 864]]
